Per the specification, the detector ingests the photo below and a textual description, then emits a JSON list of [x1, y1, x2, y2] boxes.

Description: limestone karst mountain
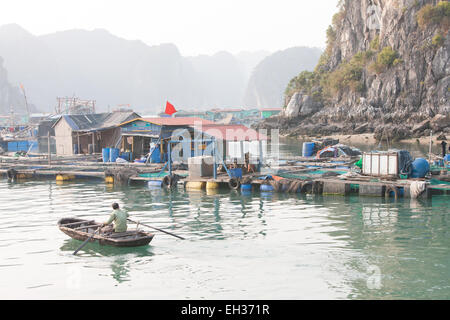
[[0, 56, 36, 116], [0, 24, 322, 115], [258, 0, 450, 140], [0, 25, 252, 113], [243, 47, 322, 109]]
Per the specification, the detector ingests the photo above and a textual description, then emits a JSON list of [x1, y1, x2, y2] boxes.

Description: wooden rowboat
[[58, 218, 154, 247]]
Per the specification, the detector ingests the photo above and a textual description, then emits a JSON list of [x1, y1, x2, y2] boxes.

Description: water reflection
[[0, 178, 448, 299], [361, 204, 398, 228], [110, 257, 130, 283], [59, 239, 154, 258], [59, 238, 155, 284], [318, 195, 449, 299]]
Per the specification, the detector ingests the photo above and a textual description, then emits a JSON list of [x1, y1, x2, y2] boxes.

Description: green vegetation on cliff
[[324, 53, 366, 94], [369, 46, 402, 74], [285, 3, 404, 106], [432, 33, 445, 46], [286, 40, 400, 103], [417, 1, 450, 31]]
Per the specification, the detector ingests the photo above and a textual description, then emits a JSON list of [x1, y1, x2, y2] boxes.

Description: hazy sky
[[1, 0, 339, 56]]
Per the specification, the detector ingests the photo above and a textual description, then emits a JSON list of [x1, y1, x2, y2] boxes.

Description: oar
[[127, 219, 185, 240], [73, 227, 101, 255]]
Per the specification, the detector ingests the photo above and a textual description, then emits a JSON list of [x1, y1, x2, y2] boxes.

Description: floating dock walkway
[[0, 154, 448, 199]]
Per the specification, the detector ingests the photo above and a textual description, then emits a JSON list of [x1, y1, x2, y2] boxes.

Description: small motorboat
[[58, 218, 154, 247]]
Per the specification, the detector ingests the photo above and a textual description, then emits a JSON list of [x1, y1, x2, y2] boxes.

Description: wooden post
[[47, 132, 51, 166], [77, 133, 80, 155], [429, 131, 433, 163], [240, 140, 244, 165], [92, 132, 95, 154], [168, 142, 172, 176], [258, 140, 263, 171], [213, 139, 217, 179]]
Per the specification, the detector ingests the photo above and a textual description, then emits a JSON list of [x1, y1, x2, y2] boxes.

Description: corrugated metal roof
[[101, 112, 140, 129], [191, 124, 268, 141], [62, 114, 109, 131], [127, 117, 216, 126], [54, 112, 140, 132]]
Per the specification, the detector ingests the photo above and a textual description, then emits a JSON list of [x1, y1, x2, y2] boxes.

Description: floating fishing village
[[1, 96, 449, 202], [1, 0, 449, 302]]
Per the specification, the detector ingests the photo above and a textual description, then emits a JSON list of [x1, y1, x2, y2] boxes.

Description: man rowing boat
[[101, 203, 129, 233]]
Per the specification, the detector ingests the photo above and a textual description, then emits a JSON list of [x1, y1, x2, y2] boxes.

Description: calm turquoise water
[[0, 178, 449, 299]]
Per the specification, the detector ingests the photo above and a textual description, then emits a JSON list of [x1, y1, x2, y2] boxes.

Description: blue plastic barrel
[[261, 184, 275, 192], [109, 148, 120, 163], [241, 184, 252, 191], [102, 148, 110, 163], [389, 187, 405, 198], [302, 142, 315, 157], [410, 158, 430, 178]]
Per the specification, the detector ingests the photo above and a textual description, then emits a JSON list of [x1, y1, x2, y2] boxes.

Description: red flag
[[165, 101, 177, 115]]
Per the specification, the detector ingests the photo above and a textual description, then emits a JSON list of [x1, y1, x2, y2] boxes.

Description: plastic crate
[[229, 168, 243, 178]]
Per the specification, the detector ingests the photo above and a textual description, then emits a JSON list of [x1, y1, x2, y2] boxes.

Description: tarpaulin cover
[[316, 145, 361, 159], [316, 146, 338, 158], [397, 150, 413, 176]]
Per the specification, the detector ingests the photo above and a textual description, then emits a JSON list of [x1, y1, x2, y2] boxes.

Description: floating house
[[36, 116, 61, 153], [117, 117, 267, 164], [157, 107, 281, 126], [117, 117, 216, 162], [260, 108, 282, 119], [189, 123, 268, 162], [0, 122, 39, 154], [52, 112, 139, 156], [170, 110, 212, 120], [208, 108, 282, 125], [208, 108, 260, 125]]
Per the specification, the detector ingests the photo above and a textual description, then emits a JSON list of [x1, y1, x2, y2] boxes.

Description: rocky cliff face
[[258, 0, 450, 140]]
